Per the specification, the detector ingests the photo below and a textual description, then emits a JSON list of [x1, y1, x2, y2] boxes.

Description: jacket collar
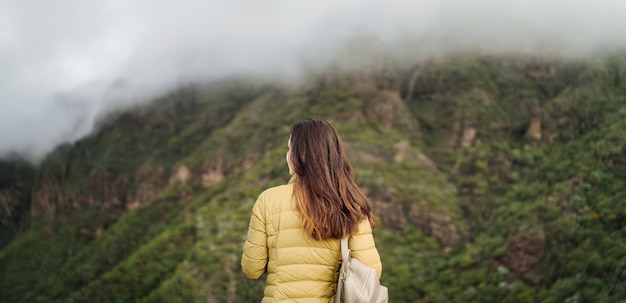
[[288, 174, 297, 184]]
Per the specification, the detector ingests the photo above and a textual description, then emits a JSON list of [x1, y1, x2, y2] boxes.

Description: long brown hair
[[289, 118, 376, 240]]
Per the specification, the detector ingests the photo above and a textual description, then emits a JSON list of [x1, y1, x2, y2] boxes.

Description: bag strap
[[340, 237, 350, 262]]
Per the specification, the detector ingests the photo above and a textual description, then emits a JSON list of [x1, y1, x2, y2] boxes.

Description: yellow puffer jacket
[[241, 177, 382, 302]]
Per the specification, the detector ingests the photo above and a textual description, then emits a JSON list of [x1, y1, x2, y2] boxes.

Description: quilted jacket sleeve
[[349, 219, 383, 278], [241, 194, 268, 279]]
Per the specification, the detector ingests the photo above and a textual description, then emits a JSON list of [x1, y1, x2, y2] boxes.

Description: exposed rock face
[[202, 170, 224, 188], [344, 144, 386, 164], [30, 165, 168, 220], [502, 230, 546, 284], [201, 161, 225, 188], [0, 187, 27, 233], [369, 189, 408, 230], [524, 117, 543, 148], [370, 192, 463, 251], [364, 89, 419, 135], [30, 179, 60, 219], [393, 141, 439, 173], [393, 141, 412, 163], [461, 127, 477, 148], [132, 166, 168, 208], [527, 117, 542, 141], [366, 91, 409, 129], [407, 201, 461, 251], [170, 166, 191, 184], [526, 63, 557, 80], [0, 161, 36, 235]]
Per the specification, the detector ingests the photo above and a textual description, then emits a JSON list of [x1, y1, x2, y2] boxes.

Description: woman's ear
[[287, 137, 295, 175]]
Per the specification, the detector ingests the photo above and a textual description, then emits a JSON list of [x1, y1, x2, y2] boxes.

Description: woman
[[241, 118, 382, 302]]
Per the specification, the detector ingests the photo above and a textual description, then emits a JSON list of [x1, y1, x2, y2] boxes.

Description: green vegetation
[[1, 53, 625, 302]]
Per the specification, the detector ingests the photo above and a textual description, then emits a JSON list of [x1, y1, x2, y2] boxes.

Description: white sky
[[1, 0, 626, 162]]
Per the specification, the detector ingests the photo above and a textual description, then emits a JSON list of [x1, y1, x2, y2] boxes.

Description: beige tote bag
[[335, 237, 388, 303]]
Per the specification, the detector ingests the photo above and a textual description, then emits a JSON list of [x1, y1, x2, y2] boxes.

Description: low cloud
[[1, 0, 626, 162]]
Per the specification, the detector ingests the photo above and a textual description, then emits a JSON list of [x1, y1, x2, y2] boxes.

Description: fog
[[1, 0, 625, 162]]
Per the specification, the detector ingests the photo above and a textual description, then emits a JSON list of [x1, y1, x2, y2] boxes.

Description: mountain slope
[[1, 53, 625, 303]]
